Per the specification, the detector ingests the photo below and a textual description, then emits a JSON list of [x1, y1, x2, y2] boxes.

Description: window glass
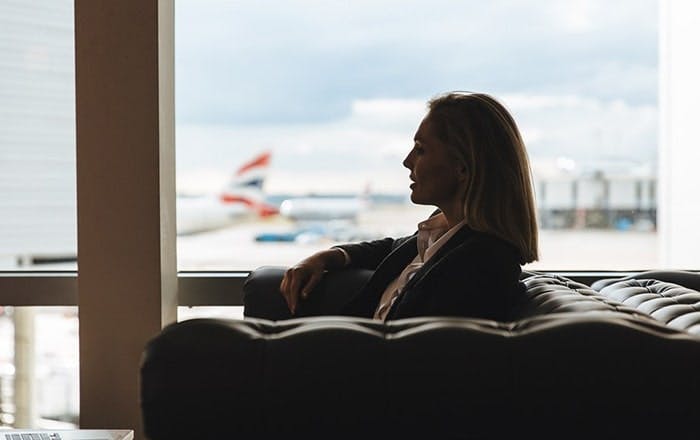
[[176, 0, 658, 271], [178, 306, 243, 322], [0, 0, 77, 428], [0, 306, 78, 428], [0, 0, 76, 271]]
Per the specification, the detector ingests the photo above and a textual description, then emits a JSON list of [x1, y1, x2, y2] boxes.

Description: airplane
[[253, 184, 374, 243], [278, 185, 371, 223], [176, 151, 278, 235]]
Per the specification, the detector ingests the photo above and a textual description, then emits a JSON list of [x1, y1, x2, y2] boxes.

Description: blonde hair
[[427, 92, 539, 264]]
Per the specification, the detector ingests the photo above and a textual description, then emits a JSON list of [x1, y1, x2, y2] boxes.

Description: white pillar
[[13, 307, 37, 428], [75, 1, 176, 438], [659, 0, 700, 268]]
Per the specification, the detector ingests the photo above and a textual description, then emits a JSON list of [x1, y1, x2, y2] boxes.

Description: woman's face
[[403, 116, 465, 212]]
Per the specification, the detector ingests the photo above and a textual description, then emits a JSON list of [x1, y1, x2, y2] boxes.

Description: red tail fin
[[220, 151, 278, 217], [236, 151, 271, 176]]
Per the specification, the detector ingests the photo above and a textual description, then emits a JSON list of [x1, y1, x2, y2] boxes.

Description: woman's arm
[[279, 247, 348, 314], [280, 234, 414, 314], [333, 237, 401, 270]]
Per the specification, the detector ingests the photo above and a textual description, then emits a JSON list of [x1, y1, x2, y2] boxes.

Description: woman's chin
[[409, 193, 427, 205]]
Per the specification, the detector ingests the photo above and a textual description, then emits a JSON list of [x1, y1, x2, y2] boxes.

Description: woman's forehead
[[414, 116, 435, 140]]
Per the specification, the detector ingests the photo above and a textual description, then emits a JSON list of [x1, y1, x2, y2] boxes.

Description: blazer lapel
[[407, 226, 474, 289], [341, 235, 418, 317], [386, 226, 476, 318]]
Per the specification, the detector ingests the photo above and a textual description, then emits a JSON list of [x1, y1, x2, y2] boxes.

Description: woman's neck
[[437, 203, 465, 229]]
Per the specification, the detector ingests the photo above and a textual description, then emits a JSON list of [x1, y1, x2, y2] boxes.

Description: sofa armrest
[[243, 266, 374, 320]]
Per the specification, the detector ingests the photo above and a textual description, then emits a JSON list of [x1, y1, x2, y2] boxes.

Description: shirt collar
[[416, 212, 467, 262]]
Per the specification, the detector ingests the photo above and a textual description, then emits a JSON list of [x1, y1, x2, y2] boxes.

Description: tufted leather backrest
[[141, 313, 700, 439], [590, 270, 700, 291], [515, 274, 648, 320], [597, 278, 700, 335], [142, 271, 700, 439]]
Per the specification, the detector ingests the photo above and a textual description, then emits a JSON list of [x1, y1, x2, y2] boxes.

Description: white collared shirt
[[372, 212, 467, 320]]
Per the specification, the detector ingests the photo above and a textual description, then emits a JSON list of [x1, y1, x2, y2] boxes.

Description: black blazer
[[336, 225, 524, 321]]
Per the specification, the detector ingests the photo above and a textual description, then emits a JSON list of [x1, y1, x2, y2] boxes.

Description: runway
[[177, 203, 658, 271]]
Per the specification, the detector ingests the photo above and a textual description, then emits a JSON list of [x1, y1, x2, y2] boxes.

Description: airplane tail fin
[[220, 151, 279, 217]]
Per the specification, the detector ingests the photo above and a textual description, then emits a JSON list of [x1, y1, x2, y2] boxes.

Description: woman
[[280, 92, 538, 321]]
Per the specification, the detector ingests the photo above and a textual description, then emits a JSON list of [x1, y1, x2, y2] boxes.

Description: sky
[[174, 0, 658, 195]]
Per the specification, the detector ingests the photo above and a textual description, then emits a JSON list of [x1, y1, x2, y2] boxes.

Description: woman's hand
[[280, 248, 346, 314]]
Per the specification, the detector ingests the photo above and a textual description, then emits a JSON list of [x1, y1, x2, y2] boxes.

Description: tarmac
[[177, 203, 658, 271]]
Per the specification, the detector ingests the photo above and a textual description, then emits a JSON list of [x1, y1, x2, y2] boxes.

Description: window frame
[[1, 269, 689, 308]]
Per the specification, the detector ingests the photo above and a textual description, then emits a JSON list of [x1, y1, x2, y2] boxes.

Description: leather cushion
[[597, 278, 700, 335]]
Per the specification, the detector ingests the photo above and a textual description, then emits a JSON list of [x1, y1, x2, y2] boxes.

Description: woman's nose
[[402, 151, 412, 169]]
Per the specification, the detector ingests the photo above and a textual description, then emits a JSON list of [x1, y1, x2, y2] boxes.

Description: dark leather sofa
[[140, 269, 700, 439]]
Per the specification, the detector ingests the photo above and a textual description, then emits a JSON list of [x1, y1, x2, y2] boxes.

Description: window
[[0, 0, 76, 272], [0, 306, 78, 428], [175, 0, 660, 271], [0, 0, 77, 428]]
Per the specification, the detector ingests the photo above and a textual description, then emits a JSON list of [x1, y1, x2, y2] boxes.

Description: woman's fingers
[[280, 270, 289, 296], [280, 266, 308, 314], [288, 270, 306, 314], [280, 269, 296, 312], [280, 254, 327, 314], [301, 271, 322, 299]]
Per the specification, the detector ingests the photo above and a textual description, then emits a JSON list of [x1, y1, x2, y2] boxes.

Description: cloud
[[174, 0, 658, 124], [177, 93, 657, 194], [502, 93, 657, 161]]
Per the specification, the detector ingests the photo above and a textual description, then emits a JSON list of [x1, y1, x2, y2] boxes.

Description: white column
[[659, 0, 700, 268], [13, 307, 37, 428], [75, 1, 176, 438]]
